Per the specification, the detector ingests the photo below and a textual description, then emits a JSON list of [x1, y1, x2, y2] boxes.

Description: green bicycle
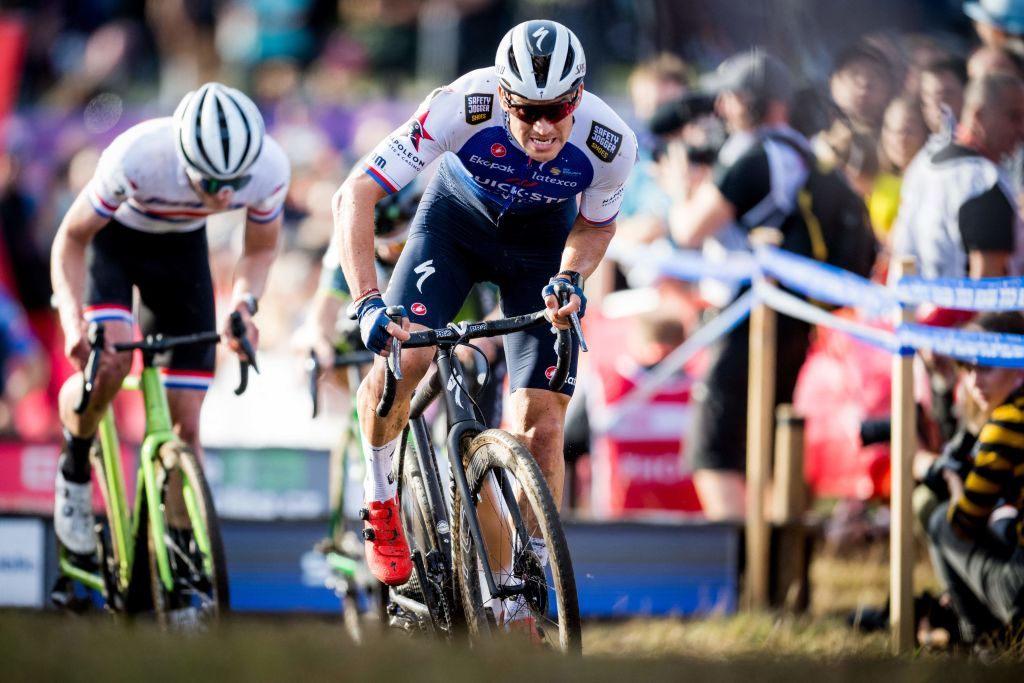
[[51, 314, 255, 628]]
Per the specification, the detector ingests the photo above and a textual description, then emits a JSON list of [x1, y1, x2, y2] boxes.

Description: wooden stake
[[772, 404, 805, 524], [890, 256, 916, 655], [744, 227, 782, 611]]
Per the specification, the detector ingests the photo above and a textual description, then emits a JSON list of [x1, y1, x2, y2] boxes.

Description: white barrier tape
[[753, 280, 903, 353], [896, 323, 1024, 367], [756, 246, 898, 315], [896, 275, 1024, 311], [594, 288, 754, 433]]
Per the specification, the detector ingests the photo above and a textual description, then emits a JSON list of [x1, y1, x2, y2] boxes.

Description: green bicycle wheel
[[148, 442, 229, 629]]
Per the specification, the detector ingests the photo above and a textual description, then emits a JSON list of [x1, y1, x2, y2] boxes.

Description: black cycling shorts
[[384, 169, 580, 396], [85, 220, 216, 384], [685, 305, 811, 472]]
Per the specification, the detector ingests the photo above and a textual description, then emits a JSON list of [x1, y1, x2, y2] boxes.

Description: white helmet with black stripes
[[495, 20, 586, 101], [172, 82, 265, 180]]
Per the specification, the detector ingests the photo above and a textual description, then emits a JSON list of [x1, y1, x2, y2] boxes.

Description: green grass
[[4, 545, 1022, 681]]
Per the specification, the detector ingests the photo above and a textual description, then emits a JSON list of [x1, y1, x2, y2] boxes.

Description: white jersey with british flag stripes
[[362, 67, 637, 226], [88, 118, 290, 233]]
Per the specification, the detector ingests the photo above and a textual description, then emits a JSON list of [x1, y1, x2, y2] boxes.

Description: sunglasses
[[188, 168, 252, 194], [502, 88, 581, 125]]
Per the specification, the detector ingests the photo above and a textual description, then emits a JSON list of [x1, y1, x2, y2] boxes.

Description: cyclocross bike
[[51, 313, 255, 628], [374, 282, 583, 652], [308, 344, 387, 643]]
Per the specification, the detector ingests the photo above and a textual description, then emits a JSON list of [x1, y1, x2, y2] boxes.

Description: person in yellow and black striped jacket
[[927, 311, 1024, 648]]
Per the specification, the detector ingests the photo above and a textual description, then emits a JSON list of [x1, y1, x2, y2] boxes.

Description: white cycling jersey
[[362, 67, 637, 225], [88, 118, 290, 234]]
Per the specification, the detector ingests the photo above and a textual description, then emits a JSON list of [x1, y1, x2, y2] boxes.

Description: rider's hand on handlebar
[[542, 276, 587, 330], [64, 318, 94, 371], [356, 297, 410, 356], [222, 306, 259, 363]]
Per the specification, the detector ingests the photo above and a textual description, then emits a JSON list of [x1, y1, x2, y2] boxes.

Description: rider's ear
[[497, 86, 511, 112]]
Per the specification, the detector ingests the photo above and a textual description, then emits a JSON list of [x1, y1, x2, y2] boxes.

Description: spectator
[[872, 96, 929, 241], [890, 70, 1024, 281], [926, 310, 1024, 651], [830, 41, 898, 136], [592, 54, 691, 301], [920, 55, 968, 136], [964, 0, 1024, 54], [968, 44, 1024, 80], [0, 283, 48, 436], [669, 48, 813, 521]]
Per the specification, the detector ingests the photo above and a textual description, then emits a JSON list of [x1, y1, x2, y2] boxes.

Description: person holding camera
[[667, 48, 814, 521]]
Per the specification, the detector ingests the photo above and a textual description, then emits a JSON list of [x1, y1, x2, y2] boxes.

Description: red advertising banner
[[0, 17, 26, 149], [0, 442, 135, 515]]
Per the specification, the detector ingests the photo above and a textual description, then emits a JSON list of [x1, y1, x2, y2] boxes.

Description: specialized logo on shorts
[[411, 302, 427, 316], [465, 93, 493, 125], [405, 110, 434, 152], [545, 366, 577, 386], [586, 121, 623, 163], [413, 259, 435, 293], [491, 143, 507, 158]]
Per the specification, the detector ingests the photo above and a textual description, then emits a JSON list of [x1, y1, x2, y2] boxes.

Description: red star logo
[[406, 110, 434, 152]]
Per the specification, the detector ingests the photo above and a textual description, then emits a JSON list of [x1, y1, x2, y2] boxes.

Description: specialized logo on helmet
[[465, 93, 493, 125], [532, 26, 550, 51], [491, 143, 507, 158], [411, 302, 427, 316], [405, 111, 434, 152]]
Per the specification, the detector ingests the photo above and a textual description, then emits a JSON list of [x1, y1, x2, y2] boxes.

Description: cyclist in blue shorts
[[331, 19, 637, 616]]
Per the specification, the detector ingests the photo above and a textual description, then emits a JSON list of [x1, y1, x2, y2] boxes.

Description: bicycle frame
[[59, 366, 213, 599]]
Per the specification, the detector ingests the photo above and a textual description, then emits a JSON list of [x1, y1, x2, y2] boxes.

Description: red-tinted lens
[[507, 93, 580, 124]]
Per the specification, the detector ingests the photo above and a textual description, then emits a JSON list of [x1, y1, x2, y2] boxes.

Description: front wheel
[[148, 442, 229, 628], [452, 429, 581, 652]]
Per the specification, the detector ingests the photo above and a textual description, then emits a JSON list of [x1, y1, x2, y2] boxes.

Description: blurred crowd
[[3, 0, 1024, 650]]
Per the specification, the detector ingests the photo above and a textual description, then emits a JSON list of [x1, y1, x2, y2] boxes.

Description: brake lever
[[569, 312, 589, 353], [230, 311, 259, 396], [74, 322, 105, 414], [385, 306, 405, 381], [307, 349, 321, 419]]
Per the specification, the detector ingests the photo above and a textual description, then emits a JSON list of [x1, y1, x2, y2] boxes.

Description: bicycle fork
[[435, 352, 523, 603]]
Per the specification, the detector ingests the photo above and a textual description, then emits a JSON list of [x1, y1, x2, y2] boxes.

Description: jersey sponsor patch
[[586, 121, 623, 163], [465, 93, 493, 125]]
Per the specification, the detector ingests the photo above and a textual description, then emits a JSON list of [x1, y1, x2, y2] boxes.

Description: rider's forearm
[[51, 221, 94, 333], [559, 216, 616, 279], [333, 173, 386, 299], [231, 217, 281, 305]]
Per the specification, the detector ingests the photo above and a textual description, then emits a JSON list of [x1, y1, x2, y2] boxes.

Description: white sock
[[360, 433, 400, 503]]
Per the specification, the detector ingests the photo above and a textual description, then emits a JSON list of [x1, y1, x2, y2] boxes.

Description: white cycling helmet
[[495, 20, 586, 100], [172, 82, 265, 180]]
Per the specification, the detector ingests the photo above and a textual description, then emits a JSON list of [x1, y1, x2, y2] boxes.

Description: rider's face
[[186, 169, 236, 211], [499, 86, 580, 163]]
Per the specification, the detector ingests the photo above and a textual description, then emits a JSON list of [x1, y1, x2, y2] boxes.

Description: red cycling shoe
[[360, 496, 413, 586]]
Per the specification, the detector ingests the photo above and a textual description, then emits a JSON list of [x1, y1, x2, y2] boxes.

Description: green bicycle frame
[[60, 366, 214, 597]]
